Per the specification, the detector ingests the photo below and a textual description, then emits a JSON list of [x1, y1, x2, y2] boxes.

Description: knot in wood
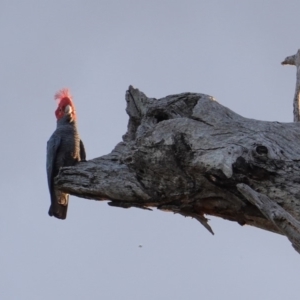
[[252, 144, 269, 162], [256, 145, 268, 155]]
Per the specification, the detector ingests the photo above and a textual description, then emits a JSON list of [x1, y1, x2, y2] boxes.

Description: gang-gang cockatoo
[[46, 89, 86, 219]]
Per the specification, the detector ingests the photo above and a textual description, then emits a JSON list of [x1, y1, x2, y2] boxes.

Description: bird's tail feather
[[48, 191, 69, 220]]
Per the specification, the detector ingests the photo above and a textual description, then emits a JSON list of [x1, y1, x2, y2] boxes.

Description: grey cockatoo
[[46, 89, 86, 219]]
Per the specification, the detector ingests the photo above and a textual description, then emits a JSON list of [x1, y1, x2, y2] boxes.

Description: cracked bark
[[55, 51, 300, 254]]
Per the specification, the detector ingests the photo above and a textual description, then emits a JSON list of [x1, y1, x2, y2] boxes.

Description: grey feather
[[46, 134, 61, 194], [80, 139, 86, 161]]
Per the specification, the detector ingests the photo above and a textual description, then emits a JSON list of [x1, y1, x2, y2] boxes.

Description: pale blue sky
[[1, 1, 300, 299]]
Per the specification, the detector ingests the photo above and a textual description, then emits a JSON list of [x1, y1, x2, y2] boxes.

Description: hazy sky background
[[1, 1, 300, 299]]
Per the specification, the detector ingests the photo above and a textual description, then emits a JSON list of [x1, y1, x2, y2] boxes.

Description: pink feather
[[54, 88, 73, 103]]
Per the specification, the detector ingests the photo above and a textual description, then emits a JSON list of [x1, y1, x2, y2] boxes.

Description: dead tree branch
[[282, 49, 300, 122], [237, 183, 300, 254], [54, 50, 300, 254]]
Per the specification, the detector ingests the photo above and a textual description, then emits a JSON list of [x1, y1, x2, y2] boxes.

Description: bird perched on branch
[[46, 89, 86, 219]]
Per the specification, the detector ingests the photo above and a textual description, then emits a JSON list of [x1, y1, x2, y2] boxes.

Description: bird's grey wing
[[46, 134, 61, 193], [79, 139, 86, 161]]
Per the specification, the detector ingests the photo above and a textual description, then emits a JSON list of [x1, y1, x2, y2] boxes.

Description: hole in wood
[[155, 112, 169, 123], [256, 145, 268, 155]]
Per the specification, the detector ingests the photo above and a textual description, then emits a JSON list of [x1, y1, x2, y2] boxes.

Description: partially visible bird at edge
[[46, 89, 86, 219]]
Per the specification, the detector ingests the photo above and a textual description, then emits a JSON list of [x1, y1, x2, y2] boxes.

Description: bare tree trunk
[[55, 52, 300, 254]]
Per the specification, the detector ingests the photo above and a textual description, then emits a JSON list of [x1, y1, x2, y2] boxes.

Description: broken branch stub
[[282, 49, 300, 122]]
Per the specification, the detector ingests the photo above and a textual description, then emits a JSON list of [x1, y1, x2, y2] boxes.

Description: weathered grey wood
[[282, 49, 300, 122], [56, 85, 300, 247], [237, 183, 300, 254]]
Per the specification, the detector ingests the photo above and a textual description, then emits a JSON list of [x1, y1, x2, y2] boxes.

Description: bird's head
[[54, 88, 77, 121]]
